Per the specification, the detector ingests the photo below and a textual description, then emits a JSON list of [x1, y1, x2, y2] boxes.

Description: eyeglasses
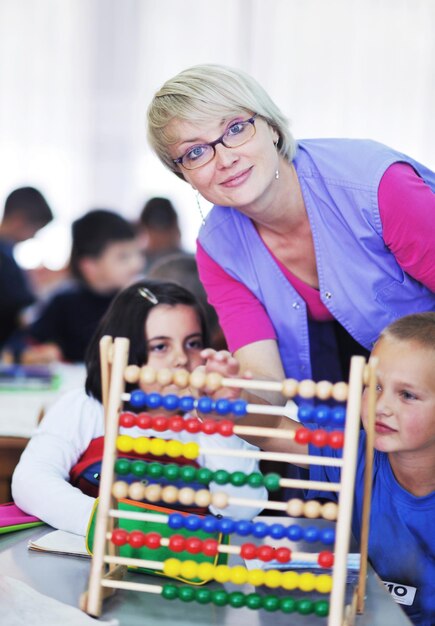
[[173, 114, 257, 171]]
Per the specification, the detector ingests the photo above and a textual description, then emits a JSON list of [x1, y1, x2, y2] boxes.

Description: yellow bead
[[264, 570, 282, 589], [299, 572, 316, 592], [229, 565, 248, 585], [194, 489, 212, 508], [124, 365, 140, 383], [247, 569, 265, 586], [156, 368, 173, 386], [161, 485, 179, 504], [211, 492, 229, 509], [286, 498, 304, 517], [117, 435, 134, 453], [321, 502, 338, 521], [128, 482, 146, 501], [166, 440, 183, 458], [180, 560, 198, 580], [332, 382, 348, 402], [315, 574, 333, 594], [112, 480, 128, 499], [183, 442, 200, 460], [163, 558, 181, 578], [214, 565, 231, 583], [205, 372, 223, 392], [282, 571, 299, 590], [298, 379, 317, 399], [133, 437, 151, 455], [281, 378, 298, 398], [140, 365, 156, 386], [316, 380, 333, 400], [178, 487, 195, 506], [197, 562, 215, 581], [189, 368, 207, 389], [149, 438, 167, 456], [144, 484, 162, 503], [173, 368, 190, 388], [304, 500, 322, 519]]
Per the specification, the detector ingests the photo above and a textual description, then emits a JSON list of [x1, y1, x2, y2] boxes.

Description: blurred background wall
[[0, 0, 434, 270]]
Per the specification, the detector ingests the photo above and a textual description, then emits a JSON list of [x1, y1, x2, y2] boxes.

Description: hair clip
[[138, 287, 159, 304]]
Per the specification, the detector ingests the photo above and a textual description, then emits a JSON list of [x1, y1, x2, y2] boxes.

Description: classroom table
[[0, 521, 412, 626]]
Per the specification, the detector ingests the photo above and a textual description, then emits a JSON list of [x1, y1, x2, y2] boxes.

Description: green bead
[[296, 599, 314, 615], [163, 463, 180, 480], [180, 465, 197, 481], [179, 586, 195, 602], [245, 593, 263, 610], [230, 471, 247, 487], [161, 584, 178, 600], [197, 467, 213, 484], [211, 589, 228, 606], [148, 462, 164, 478], [131, 460, 147, 476], [214, 469, 230, 485], [263, 595, 280, 612], [247, 472, 264, 488], [264, 473, 281, 491], [228, 591, 245, 608], [314, 600, 329, 617], [280, 597, 296, 613], [114, 459, 130, 475], [195, 588, 212, 604]]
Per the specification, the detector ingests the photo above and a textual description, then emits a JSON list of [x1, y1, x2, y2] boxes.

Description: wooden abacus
[[81, 336, 376, 625]]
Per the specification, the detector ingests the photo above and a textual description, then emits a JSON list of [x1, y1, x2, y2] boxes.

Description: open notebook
[[28, 529, 89, 558]]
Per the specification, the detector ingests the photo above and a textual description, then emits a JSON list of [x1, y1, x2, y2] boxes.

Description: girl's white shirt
[[12, 389, 268, 535]]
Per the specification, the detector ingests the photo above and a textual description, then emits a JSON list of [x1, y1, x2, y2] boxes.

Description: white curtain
[[0, 0, 434, 266]]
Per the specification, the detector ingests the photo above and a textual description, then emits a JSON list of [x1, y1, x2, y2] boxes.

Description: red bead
[[168, 534, 186, 552], [185, 418, 201, 433], [185, 537, 203, 554], [137, 413, 152, 430], [144, 532, 161, 549], [111, 529, 128, 546], [152, 416, 169, 432], [295, 427, 311, 445], [119, 412, 136, 428], [240, 543, 257, 560], [257, 545, 275, 562], [203, 539, 219, 556], [328, 431, 344, 449], [311, 429, 328, 447], [168, 415, 185, 432], [202, 419, 218, 435], [275, 547, 291, 563], [318, 551, 334, 568], [129, 530, 145, 548], [218, 420, 234, 437]]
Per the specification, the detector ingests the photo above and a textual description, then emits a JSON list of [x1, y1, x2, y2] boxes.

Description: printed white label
[[382, 580, 416, 606]]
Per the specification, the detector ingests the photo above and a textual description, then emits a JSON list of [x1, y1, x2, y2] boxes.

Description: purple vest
[[198, 139, 435, 380]]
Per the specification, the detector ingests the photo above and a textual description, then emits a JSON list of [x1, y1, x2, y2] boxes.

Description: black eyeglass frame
[[172, 114, 258, 170]]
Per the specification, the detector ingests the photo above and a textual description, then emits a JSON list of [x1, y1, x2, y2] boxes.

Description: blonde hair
[[378, 312, 435, 351], [147, 64, 296, 180]]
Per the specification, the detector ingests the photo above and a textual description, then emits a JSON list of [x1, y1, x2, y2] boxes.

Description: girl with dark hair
[[12, 280, 266, 536]]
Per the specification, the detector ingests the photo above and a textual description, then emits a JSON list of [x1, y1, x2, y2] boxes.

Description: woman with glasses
[[147, 63, 435, 406]]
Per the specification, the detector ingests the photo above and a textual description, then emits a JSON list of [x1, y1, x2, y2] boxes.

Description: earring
[[195, 191, 206, 225], [275, 170, 280, 180]]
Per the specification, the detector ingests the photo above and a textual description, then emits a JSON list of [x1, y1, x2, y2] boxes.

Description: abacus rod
[[199, 447, 343, 467], [279, 478, 341, 492], [109, 509, 169, 524], [101, 579, 162, 594], [105, 555, 163, 570]]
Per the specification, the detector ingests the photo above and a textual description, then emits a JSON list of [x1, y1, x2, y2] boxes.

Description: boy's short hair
[[3, 186, 53, 227], [139, 197, 179, 231], [70, 209, 135, 278], [380, 312, 435, 350]]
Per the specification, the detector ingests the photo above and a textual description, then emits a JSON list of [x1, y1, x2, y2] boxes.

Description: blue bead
[[314, 404, 331, 426], [234, 520, 253, 536], [185, 515, 202, 531], [231, 399, 248, 416], [146, 392, 162, 409], [252, 522, 269, 538], [287, 524, 303, 542], [218, 517, 235, 534], [161, 394, 179, 411], [298, 404, 314, 424], [269, 523, 286, 540], [129, 389, 147, 407], [202, 516, 219, 533], [331, 406, 346, 427], [304, 526, 320, 543], [215, 398, 231, 415], [197, 396, 215, 413], [320, 527, 336, 545], [179, 396, 195, 412], [168, 513, 185, 529]]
